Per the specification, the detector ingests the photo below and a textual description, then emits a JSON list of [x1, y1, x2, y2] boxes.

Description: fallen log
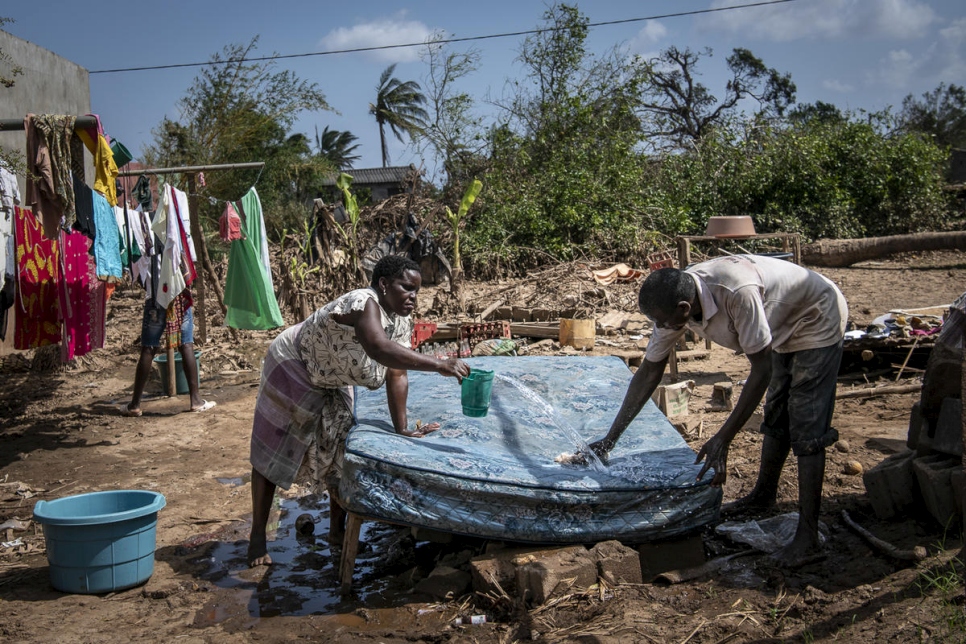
[[802, 231, 966, 268]]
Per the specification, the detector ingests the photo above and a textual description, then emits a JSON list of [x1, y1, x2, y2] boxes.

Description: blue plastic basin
[[33, 490, 166, 594]]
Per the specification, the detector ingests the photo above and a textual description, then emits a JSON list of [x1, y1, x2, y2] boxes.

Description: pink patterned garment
[[59, 229, 106, 361], [14, 206, 60, 349]]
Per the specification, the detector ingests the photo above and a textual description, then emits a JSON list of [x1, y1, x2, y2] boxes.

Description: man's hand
[[695, 432, 731, 486], [586, 438, 615, 465], [438, 358, 471, 382]]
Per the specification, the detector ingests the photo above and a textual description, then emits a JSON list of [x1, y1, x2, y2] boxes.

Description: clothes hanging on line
[[151, 184, 196, 309], [91, 191, 123, 282], [130, 207, 154, 289], [59, 229, 106, 361], [132, 175, 153, 210], [113, 203, 141, 270], [24, 114, 77, 240], [76, 128, 118, 207], [71, 173, 95, 240], [224, 187, 283, 330], [218, 202, 242, 242], [14, 206, 61, 349], [0, 167, 20, 296]]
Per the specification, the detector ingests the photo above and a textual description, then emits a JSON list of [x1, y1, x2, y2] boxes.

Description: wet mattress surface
[[340, 356, 721, 543]]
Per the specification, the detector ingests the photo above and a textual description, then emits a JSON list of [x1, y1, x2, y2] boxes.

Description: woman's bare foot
[[248, 534, 272, 567], [721, 493, 776, 518]]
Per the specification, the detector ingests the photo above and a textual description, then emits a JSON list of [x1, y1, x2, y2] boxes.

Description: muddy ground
[[1, 250, 965, 643]]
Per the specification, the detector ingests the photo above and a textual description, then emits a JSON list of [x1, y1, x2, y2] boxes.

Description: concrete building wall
[[0, 29, 91, 184], [0, 30, 92, 354]]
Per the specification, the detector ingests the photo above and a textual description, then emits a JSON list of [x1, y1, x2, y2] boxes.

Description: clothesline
[[0, 116, 98, 131], [116, 162, 265, 177], [118, 161, 267, 210]]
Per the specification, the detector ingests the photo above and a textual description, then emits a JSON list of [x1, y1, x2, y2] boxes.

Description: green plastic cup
[[461, 368, 495, 417]]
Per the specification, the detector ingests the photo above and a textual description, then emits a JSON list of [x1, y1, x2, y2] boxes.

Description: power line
[[89, 0, 798, 75]]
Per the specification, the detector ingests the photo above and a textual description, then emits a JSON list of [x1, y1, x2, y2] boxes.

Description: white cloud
[[822, 79, 854, 93], [700, 0, 935, 42], [320, 13, 435, 63], [935, 18, 966, 81], [867, 17, 966, 90], [628, 20, 668, 52], [869, 49, 918, 88]]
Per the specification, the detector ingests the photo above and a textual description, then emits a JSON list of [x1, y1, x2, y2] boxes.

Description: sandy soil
[[1, 250, 965, 643]]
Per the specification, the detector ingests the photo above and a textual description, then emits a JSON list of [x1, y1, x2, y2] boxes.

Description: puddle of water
[[215, 474, 250, 487], [494, 373, 609, 473], [196, 495, 412, 620]]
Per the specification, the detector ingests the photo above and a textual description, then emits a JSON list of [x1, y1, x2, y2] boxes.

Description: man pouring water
[[589, 255, 848, 566]]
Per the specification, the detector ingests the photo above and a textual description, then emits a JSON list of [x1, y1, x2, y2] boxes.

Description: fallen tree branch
[[654, 550, 756, 584], [841, 510, 928, 562], [836, 383, 921, 399]]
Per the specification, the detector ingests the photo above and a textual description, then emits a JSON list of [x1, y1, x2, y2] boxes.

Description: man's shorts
[[141, 301, 194, 348], [759, 340, 843, 456]]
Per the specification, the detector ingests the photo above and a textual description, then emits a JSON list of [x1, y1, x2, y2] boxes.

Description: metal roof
[[320, 165, 415, 186]]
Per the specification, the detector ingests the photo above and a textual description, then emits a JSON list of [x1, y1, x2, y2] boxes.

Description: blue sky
[[4, 0, 965, 180]]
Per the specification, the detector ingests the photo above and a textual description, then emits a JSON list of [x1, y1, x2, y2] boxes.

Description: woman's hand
[[398, 420, 441, 438], [437, 358, 471, 383]]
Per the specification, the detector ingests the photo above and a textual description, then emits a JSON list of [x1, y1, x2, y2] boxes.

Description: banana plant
[[334, 172, 362, 276], [444, 178, 482, 286]]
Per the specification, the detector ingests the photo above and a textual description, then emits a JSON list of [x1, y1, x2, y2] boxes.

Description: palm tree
[[369, 64, 428, 167], [314, 126, 361, 170]]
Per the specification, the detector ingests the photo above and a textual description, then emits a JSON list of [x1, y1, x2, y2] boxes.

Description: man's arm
[[695, 346, 772, 485], [589, 356, 669, 461]]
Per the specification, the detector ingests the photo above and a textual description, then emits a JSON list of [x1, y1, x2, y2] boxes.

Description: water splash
[[493, 373, 609, 473]]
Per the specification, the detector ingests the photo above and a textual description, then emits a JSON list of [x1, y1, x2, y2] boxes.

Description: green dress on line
[[224, 187, 284, 330]]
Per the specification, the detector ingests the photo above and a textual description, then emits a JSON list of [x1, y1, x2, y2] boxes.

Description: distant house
[[321, 164, 418, 202]]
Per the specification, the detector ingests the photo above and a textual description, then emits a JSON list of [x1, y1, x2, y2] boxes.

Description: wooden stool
[[338, 512, 364, 595]]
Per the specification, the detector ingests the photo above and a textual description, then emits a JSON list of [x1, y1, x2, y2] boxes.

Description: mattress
[[339, 356, 721, 544]]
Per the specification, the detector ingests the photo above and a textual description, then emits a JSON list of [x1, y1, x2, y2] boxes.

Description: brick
[[907, 401, 923, 451], [915, 398, 963, 457], [913, 454, 961, 528], [637, 534, 705, 582], [513, 546, 597, 605], [413, 565, 472, 600], [863, 450, 919, 520], [590, 540, 643, 585], [932, 398, 963, 457], [469, 552, 521, 598], [952, 468, 965, 520], [711, 381, 734, 411]]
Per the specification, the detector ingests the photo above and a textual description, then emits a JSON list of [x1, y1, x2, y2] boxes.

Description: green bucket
[[153, 350, 201, 396], [461, 368, 495, 417], [110, 140, 133, 168]]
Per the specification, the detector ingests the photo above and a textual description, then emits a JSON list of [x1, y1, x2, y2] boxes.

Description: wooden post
[[166, 345, 177, 397], [677, 236, 691, 269], [339, 513, 364, 595], [187, 174, 206, 346]]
